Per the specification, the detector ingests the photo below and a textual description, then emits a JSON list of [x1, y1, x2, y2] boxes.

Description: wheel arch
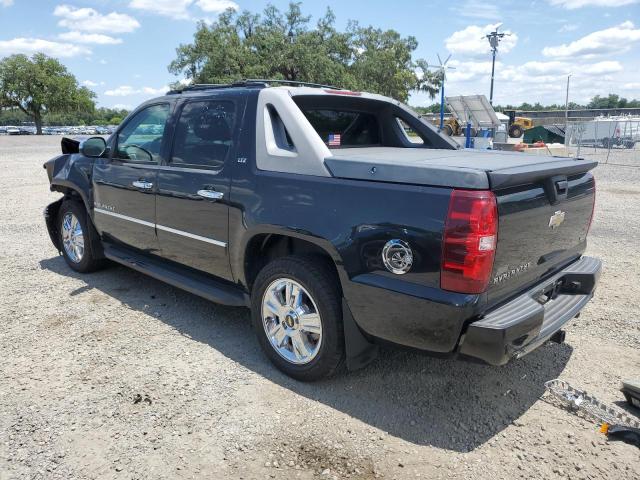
[[240, 228, 345, 294], [50, 181, 92, 213], [44, 185, 92, 253]]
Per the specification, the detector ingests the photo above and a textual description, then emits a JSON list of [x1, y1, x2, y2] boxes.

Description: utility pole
[[440, 77, 446, 131], [565, 74, 571, 124], [486, 26, 509, 105]]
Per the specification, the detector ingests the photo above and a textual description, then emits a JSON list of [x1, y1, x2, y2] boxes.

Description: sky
[[1, 0, 639, 109]]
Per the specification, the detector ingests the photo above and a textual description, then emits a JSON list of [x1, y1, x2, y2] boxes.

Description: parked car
[[6, 126, 21, 135], [42, 80, 600, 381]]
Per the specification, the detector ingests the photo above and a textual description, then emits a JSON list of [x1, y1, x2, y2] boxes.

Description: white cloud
[[141, 86, 169, 95], [105, 85, 136, 96], [196, 0, 239, 13], [542, 21, 640, 57], [445, 23, 518, 58], [558, 23, 579, 33], [517, 60, 571, 75], [59, 31, 122, 45], [0, 37, 91, 57], [111, 103, 133, 110], [452, 1, 501, 20], [129, 0, 193, 19], [54, 5, 140, 34], [512, 60, 622, 76], [581, 60, 624, 74], [547, 0, 639, 9], [442, 58, 624, 93], [128, 0, 238, 19], [105, 85, 169, 96], [82, 80, 99, 87], [445, 60, 495, 82], [412, 51, 638, 105], [1, 0, 14, 7]]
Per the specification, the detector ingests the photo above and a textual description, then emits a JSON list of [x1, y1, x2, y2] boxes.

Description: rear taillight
[[441, 190, 498, 294], [587, 176, 596, 234]]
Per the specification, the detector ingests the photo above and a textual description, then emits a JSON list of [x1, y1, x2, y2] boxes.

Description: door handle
[[132, 180, 153, 189], [197, 189, 224, 201]]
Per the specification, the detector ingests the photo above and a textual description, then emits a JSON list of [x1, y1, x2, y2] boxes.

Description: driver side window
[[115, 104, 170, 163]]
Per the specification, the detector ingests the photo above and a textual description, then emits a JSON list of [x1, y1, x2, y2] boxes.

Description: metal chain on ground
[[544, 379, 640, 429]]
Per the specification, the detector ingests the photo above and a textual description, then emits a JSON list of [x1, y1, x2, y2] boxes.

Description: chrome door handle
[[132, 180, 153, 189], [197, 189, 224, 200]]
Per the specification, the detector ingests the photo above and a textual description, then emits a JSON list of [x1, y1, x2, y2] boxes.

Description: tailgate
[[488, 168, 596, 306]]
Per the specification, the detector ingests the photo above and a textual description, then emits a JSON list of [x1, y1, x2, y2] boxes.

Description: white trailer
[[566, 116, 640, 149]]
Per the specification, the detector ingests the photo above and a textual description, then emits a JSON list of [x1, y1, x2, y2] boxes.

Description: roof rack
[[167, 78, 342, 94], [167, 83, 241, 94], [243, 79, 341, 90]]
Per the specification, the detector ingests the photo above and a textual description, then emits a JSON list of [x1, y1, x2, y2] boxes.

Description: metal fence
[[565, 118, 640, 167]]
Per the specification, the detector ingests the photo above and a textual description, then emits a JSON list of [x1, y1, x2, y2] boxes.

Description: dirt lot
[[0, 135, 638, 480]]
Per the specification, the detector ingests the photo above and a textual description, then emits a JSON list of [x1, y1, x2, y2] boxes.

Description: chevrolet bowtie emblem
[[549, 210, 566, 229]]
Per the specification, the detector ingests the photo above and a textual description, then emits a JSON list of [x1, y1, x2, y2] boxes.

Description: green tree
[[0, 53, 95, 134], [169, 2, 440, 102], [348, 26, 439, 101], [587, 94, 627, 109], [414, 104, 441, 114]]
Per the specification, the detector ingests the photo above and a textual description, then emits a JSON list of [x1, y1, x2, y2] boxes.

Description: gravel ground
[[1, 135, 638, 480]]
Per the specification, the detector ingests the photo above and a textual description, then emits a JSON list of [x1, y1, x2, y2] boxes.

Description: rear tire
[[58, 200, 105, 273], [443, 125, 454, 136], [251, 256, 344, 381]]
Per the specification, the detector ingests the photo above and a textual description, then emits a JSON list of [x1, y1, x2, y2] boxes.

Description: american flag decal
[[328, 133, 341, 146]]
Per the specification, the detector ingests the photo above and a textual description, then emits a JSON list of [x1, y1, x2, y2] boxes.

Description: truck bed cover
[[324, 147, 597, 190]]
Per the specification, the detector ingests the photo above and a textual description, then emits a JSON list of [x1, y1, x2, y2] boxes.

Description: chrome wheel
[[61, 212, 84, 263], [261, 278, 323, 365]]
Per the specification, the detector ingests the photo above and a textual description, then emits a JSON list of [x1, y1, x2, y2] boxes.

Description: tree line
[[0, 106, 129, 128]]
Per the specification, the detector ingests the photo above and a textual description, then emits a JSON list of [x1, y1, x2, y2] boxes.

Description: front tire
[[251, 256, 344, 381], [58, 200, 105, 273], [509, 125, 523, 138]]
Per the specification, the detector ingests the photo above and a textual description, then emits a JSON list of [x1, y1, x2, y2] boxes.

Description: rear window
[[300, 109, 380, 147]]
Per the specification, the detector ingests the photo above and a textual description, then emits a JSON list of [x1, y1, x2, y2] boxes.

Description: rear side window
[[171, 100, 235, 169], [301, 109, 380, 148], [396, 117, 424, 144]]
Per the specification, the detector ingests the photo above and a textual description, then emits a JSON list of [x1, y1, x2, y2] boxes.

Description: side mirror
[[80, 137, 107, 157]]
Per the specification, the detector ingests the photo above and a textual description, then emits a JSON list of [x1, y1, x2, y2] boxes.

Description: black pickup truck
[[43, 80, 601, 381]]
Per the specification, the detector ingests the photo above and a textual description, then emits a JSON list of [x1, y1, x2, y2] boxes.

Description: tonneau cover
[[324, 147, 597, 190]]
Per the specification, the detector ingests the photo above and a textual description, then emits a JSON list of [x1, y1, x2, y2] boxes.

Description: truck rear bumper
[[458, 256, 602, 366]]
